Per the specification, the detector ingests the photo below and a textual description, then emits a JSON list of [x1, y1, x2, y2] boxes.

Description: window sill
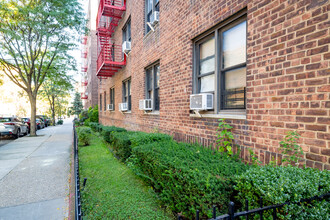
[[190, 111, 246, 120], [144, 110, 159, 115], [122, 111, 132, 114]]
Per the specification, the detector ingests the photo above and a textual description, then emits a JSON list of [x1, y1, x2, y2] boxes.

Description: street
[[0, 119, 73, 220]]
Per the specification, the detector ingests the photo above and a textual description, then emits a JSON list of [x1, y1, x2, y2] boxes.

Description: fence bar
[[196, 210, 200, 220], [245, 199, 249, 220], [229, 201, 235, 220], [213, 205, 216, 219], [259, 197, 263, 220]]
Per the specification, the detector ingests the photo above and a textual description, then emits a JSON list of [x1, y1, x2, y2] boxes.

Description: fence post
[[229, 201, 235, 220], [245, 199, 249, 220], [272, 208, 276, 220], [196, 210, 200, 220], [259, 197, 263, 220], [213, 205, 216, 219]]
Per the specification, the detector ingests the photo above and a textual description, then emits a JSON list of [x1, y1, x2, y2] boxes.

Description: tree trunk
[[29, 95, 37, 136], [51, 95, 55, 126]]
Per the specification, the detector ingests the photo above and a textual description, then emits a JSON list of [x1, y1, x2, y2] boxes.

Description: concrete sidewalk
[[0, 119, 73, 220]]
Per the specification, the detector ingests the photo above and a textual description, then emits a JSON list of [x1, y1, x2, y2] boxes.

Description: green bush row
[[235, 165, 330, 219], [84, 123, 330, 219], [110, 131, 172, 162], [76, 127, 92, 146], [128, 141, 248, 218]]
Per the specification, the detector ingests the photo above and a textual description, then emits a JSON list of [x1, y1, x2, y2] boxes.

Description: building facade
[[96, 0, 330, 170], [81, 0, 99, 109]]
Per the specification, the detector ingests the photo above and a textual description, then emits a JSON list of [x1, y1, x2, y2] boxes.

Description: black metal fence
[[73, 124, 83, 220], [178, 192, 330, 220]]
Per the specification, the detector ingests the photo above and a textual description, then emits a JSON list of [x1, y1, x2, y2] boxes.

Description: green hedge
[[110, 131, 172, 162], [128, 140, 248, 218], [76, 127, 92, 146], [101, 126, 127, 143], [235, 165, 330, 219], [89, 122, 104, 132]]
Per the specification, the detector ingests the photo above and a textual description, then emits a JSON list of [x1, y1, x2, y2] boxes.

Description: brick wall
[[98, 0, 329, 170]]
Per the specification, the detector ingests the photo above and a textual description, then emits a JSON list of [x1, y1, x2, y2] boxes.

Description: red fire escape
[[96, 0, 126, 78], [81, 92, 88, 99]]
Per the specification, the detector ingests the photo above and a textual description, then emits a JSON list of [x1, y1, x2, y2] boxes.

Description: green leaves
[[130, 139, 248, 218], [280, 131, 303, 166], [235, 165, 330, 219], [216, 119, 235, 156]]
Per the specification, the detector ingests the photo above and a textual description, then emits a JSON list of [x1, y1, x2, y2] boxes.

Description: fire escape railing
[[96, 0, 126, 78]]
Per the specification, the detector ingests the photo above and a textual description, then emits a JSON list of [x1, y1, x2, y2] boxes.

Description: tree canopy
[[0, 0, 85, 135]]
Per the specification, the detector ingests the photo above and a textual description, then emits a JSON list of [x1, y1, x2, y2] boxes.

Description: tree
[[72, 92, 83, 117], [0, 0, 85, 135], [39, 67, 74, 125]]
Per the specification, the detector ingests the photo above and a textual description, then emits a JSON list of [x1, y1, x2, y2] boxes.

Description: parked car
[[0, 116, 28, 138], [36, 115, 50, 127], [36, 118, 45, 130], [21, 117, 31, 133]]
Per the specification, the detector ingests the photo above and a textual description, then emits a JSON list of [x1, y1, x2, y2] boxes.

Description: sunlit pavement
[[0, 137, 13, 148], [0, 119, 73, 220]]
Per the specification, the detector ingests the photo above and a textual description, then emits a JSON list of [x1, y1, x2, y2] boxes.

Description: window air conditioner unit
[[150, 11, 159, 26], [122, 41, 131, 55], [107, 104, 114, 111], [190, 93, 213, 110], [119, 103, 128, 112], [139, 99, 152, 111]]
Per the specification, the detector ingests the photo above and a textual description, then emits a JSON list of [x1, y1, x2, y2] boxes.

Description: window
[[145, 0, 159, 33], [122, 18, 131, 43], [122, 78, 131, 111], [193, 12, 246, 112], [145, 63, 160, 111], [104, 91, 106, 111], [100, 94, 102, 112], [110, 87, 115, 110]]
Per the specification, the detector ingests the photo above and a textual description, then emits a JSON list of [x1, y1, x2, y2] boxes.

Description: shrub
[[110, 131, 172, 162], [77, 127, 92, 146], [88, 122, 99, 132], [101, 126, 127, 143], [234, 165, 330, 219], [110, 131, 135, 161], [84, 119, 90, 127], [129, 132, 172, 148], [79, 109, 88, 122], [57, 119, 63, 125], [88, 105, 99, 123], [128, 140, 248, 218]]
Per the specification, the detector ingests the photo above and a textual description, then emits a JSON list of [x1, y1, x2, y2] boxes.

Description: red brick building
[[96, 0, 330, 170], [81, 0, 99, 108]]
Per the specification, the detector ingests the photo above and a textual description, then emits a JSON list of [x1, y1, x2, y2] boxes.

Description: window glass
[[222, 21, 246, 68], [200, 37, 215, 60], [147, 0, 153, 12], [225, 67, 246, 90], [223, 67, 246, 109], [155, 65, 160, 88], [200, 74, 215, 93], [104, 92, 106, 111], [100, 94, 102, 111], [200, 58, 215, 75]]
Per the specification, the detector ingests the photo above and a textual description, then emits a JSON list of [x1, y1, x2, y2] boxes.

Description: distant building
[[80, 0, 99, 109], [94, 0, 329, 170]]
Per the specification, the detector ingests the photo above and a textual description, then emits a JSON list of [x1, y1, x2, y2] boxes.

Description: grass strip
[[79, 133, 174, 220]]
